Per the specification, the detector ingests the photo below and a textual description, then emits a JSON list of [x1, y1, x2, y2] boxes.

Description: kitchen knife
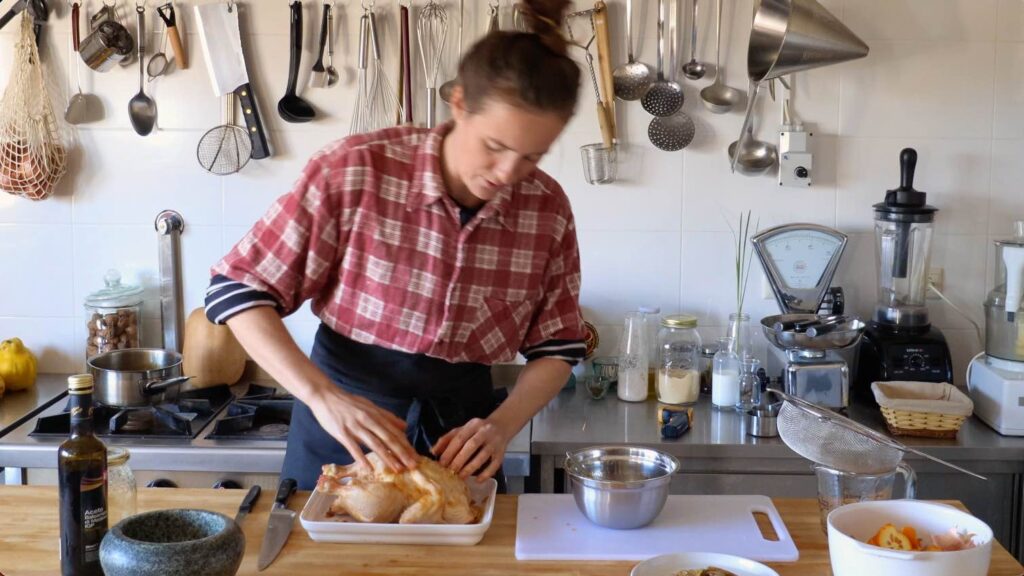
[[195, 2, 270, 160], [233, 484, 261, 525], [257, 477, 297, 571]]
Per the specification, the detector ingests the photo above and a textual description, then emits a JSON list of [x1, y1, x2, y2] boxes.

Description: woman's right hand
[[306, 387, 420, 473]]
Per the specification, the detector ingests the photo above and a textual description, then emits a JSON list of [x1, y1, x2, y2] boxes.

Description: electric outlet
[[927, 267, 944, 297]]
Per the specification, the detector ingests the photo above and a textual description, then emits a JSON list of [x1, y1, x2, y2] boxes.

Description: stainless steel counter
[[0, 374, 69, 436]]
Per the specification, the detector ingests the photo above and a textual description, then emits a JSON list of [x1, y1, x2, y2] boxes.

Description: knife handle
[[167, 24, 188, 69], [235, 83, 271, 159], [274, 478, 297, 507], [238, 485, 261, 514]]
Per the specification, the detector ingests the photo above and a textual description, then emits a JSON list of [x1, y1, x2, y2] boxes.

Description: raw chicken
[[316, 453, 481, 525]]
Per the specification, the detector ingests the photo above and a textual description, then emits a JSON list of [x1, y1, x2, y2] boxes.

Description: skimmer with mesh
[[773, 390, 986, 480]]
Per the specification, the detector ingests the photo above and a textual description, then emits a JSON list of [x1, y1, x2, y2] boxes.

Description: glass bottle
[[727, 312, 751, 359], [711, 337, 741, 410], [656, 315, 701, 406], [699, 342, 719, 395], [58, 374, 107, 576], [736, 357, 761, 411], [617, 312, 649, 402], [638, 306, 661, 398], [106, 447, 137, 526]]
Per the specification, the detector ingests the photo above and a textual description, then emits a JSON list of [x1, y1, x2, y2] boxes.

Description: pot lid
[[84, 269, 144, 308], [874, 148, 938, 223]]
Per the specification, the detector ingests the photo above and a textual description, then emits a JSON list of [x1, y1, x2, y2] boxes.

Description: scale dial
[[752, 224, 848, 315], [762, 229, 843, 290]]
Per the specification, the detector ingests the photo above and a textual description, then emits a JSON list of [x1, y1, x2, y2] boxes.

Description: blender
[[968, 221, 1024, 436], [857, 148, 953, 396]]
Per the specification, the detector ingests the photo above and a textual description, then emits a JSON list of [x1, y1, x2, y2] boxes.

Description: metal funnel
[[748, 0, 869, 82]]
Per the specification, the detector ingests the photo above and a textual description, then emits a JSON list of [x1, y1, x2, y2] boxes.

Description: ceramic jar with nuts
[[84, 270, 144, 360]]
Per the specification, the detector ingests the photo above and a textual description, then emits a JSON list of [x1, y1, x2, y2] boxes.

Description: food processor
[[753, 223, 864, 410], [856, 148, 953, 396], [968, 221, 1024, 435]]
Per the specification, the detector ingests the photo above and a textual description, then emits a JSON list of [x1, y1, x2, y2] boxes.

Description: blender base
[[855, 323, 954, 403]]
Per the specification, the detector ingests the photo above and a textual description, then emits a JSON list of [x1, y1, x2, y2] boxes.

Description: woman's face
[[446, 88, 569, 203]]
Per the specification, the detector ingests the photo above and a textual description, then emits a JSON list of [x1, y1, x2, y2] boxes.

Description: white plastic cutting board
[[515, 494, 799, 562]]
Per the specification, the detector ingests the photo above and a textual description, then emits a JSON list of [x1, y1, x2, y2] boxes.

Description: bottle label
[[60, 464, 107, 570], [80, 470, 107, 561]]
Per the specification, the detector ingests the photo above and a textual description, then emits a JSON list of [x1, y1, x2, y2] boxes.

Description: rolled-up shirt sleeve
[[520, 209, 586, 365], [206, 152, 341, 324]]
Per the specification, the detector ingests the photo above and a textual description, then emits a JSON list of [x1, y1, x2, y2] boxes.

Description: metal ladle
[[128, 3, 157, 136], [612, 0, 652, 101], [727, 87, 777, 176], [699, 0, 742, 113], [681, 0, 705, 80], [641, 0, 684, 117], [325, 2, 339, 87]]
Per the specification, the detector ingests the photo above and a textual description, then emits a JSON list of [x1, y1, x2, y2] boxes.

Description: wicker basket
[[871, 381, 974, 439]]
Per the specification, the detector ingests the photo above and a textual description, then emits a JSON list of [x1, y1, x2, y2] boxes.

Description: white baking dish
[[299, 477, 497, 545], [827, 500, 993, 576]]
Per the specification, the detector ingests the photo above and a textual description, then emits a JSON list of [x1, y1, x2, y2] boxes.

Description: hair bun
[[517, 0, 571, 57]]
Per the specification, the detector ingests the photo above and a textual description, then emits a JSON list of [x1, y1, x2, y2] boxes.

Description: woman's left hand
[[433, 417, 510, 481]]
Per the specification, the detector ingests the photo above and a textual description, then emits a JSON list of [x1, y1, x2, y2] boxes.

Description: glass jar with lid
[[656, 315, 702, 406], [106, 447, 137, 525], [84, 270, 143, 360]]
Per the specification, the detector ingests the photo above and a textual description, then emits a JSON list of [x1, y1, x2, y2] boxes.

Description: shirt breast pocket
[[468, 297, 535, 362]]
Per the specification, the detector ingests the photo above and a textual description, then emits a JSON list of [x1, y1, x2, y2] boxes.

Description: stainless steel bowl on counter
[[564, 446, 679, 530]]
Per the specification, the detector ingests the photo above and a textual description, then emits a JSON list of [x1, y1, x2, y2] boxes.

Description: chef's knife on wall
[[258, 477, 297, 571], [195, 1, 271, 159]]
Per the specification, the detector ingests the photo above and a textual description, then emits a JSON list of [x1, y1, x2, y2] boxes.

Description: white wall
[[0, 0, 1018, 383]]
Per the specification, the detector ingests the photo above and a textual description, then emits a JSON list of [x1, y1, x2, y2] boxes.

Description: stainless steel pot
[[564, 446, 679, 529], [87, 348, 190, 407]]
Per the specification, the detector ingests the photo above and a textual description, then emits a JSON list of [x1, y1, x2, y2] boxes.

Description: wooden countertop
[[1, 487, 1021, 575]]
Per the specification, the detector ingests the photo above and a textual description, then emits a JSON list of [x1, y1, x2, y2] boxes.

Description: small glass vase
[[727, 312, 752, 359]]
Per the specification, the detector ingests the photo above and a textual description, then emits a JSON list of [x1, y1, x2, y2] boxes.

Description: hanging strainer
[[196, 94, 252, 176], [772, 390, 986, 480]]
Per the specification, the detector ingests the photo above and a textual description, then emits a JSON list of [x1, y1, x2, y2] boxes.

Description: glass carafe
[[712, 337, 741, 410], [814, 463, 916, 533], [618, 312, 649, 402]]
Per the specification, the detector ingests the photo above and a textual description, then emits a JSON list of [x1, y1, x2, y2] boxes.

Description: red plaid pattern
[[212, 123, 584, 364]]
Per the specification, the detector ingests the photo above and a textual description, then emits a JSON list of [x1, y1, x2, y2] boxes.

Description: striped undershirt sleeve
[[204, 274, 282, 325], [521, 338, 586, 366]]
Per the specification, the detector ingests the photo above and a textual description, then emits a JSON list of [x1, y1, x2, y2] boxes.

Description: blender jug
[[872, 149, 938, 328], [814, 462, 917, 533], [985, 221, 1024, 362]]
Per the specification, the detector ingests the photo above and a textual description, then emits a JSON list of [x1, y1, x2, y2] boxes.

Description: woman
[[205, 0, 584, 490]]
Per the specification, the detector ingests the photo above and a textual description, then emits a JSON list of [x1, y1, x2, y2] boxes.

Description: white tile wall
[[0, 0, 1020, 386]]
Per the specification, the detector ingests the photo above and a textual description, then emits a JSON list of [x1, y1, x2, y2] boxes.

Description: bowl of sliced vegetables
[[827, 500, 993, 576]]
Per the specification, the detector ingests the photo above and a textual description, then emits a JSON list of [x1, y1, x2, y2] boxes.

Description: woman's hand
[[306, 386, 420, 473], [433, 417, 511, 481]]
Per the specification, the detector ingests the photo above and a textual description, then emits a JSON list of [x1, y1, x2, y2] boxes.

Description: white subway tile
[[996, 0, 1024, 41], [843, 0, 995, 42], [993, 43, 1024, 139], [0, 224, 74, 317], [0, 316, 79, 374], [988, 140, 1024, 234], [927, 234, 988, 332], [839, 41, 995, 139]]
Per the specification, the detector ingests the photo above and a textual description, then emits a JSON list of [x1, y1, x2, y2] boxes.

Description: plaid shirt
[[207, 123, 585, 365]]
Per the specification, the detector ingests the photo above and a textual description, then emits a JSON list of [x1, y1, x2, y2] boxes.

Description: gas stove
[[29, 385, 234, 439], [205, 383, 294, 441]]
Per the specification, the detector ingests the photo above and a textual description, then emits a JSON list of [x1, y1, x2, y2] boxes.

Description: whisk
[[350, 12, 372, 134], [417, 0, 447, 128], [366, 7, 403, 130]]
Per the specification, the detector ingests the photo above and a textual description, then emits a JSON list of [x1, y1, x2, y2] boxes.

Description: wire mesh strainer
[[196, 94, 251, 176], [773, 390, 986, 480]]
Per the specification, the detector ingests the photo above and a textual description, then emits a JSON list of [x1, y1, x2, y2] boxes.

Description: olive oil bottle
[[58, 374, 108, 576]]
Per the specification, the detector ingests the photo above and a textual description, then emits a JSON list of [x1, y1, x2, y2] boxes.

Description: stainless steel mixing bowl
[[564, 446, 680, 529]]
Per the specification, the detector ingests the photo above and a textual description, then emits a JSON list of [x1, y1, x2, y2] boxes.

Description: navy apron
[[282, 324, 505, 490]]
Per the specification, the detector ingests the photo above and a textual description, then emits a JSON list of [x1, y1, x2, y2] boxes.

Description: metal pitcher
[[79, 6, 133, 72]]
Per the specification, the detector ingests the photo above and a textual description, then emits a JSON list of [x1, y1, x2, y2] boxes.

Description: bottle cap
[[67, 374, 94, 394]]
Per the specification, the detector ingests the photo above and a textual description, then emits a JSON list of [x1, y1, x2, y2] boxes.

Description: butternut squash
[[182, 308, 247, 388]]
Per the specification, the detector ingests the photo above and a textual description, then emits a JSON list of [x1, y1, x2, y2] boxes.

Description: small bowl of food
[[827, 499, 993, 576], [565, 445, 679, 529], [630, 552, 780, 576]]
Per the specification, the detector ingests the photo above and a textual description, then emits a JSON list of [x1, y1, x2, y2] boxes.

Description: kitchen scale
[[753, 223, 864, 410]]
